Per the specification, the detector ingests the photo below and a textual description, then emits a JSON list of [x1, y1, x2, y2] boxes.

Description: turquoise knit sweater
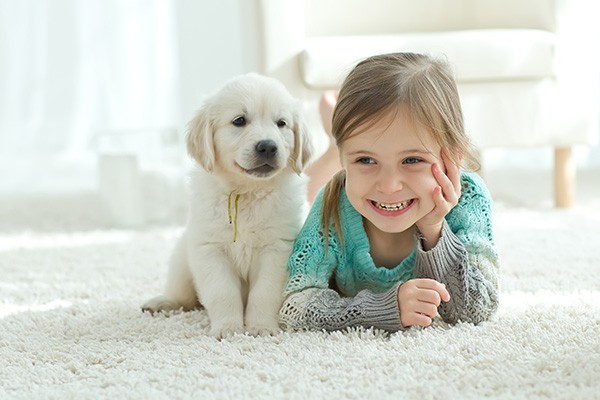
[[279, 171, 500, 332]]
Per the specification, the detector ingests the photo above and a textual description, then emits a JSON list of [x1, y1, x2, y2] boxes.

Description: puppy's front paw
[[142, 295, 180, 315], [210, 324, 245, 340], [245, 325, 281, 337]]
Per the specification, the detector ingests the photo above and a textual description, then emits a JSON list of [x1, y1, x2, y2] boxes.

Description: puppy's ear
[[186, 104, 215, 172], [291, 111, 316, 174]]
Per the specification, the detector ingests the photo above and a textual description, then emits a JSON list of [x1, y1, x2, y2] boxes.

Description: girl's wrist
[[417, 222, 443, 251]]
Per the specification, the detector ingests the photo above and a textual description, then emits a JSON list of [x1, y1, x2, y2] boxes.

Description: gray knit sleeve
[[279, 283, 403, 332], [414, 219, 499, 325]]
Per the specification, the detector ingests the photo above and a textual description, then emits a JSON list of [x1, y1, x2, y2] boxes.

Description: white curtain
[[0, 0, 182, 194]]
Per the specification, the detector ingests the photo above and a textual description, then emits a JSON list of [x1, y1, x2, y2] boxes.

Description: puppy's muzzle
[[239, 140, 280, 178]]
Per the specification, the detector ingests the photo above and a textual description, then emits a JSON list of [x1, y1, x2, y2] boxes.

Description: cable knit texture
[[279, 171, 500, 332]]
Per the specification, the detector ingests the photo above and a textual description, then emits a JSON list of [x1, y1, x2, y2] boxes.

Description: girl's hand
[[415, 152, 462, 249], [398, 278, 450, 328]]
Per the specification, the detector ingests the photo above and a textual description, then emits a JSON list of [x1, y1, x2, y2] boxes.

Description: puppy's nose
[[255, 140, 278, 159]]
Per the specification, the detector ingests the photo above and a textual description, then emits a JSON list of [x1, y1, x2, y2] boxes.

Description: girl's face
[[340, 106, 443, 234]]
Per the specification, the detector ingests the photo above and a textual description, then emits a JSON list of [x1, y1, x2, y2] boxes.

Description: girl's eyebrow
[[346, 149, 430, 156], [399, 149, 431, 154]]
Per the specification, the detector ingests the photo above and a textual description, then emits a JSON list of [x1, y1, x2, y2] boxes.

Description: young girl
[[280, 52, 500, 332]]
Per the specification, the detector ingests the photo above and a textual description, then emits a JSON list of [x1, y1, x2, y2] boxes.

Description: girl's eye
[[403, 157, 422, 165], [232, 116, 246, 127], [276, 119, 287, 128], [357, 157, 376, 165]]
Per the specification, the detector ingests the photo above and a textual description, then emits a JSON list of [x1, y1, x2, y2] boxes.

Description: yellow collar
[[227, 191, 241, 242]]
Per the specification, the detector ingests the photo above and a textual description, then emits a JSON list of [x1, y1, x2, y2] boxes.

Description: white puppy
[[142, 73, 314, 338]]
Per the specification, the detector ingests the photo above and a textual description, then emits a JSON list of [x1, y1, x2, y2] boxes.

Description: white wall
[[174, 0, 261, 131], [176, 0, 240, 128]]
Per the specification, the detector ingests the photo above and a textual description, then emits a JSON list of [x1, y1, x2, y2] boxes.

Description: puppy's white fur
[[142, 73, 314, 338]]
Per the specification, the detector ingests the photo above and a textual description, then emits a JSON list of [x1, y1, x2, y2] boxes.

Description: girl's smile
[[369, 198, 415, 215]]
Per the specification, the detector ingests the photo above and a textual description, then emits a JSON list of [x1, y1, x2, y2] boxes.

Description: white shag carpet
[[1, 171, 600, 400]]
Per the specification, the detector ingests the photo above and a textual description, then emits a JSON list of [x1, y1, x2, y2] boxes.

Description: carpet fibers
[[1, 179, 599, 399]]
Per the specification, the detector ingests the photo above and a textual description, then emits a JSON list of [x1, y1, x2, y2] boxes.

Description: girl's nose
[[375, 168, 404, 194]]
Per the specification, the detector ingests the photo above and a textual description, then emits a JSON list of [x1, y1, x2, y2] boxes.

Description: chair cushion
[[300, 29, 555, 88]]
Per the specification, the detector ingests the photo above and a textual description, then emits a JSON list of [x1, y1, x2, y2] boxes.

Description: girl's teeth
[[375, 200, 411, 211]]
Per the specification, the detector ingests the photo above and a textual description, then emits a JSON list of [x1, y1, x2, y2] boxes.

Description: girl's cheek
[[425, 176, 440, 192], [409, 169, 439, 191]]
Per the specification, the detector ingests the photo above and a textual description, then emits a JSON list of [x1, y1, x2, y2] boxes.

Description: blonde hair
[[321, 52, 480, 245]]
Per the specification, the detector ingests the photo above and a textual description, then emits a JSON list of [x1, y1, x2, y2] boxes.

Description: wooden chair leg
[[554, 146, 576, 208]]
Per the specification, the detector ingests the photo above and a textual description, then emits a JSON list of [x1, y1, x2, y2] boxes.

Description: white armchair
[[257, 0, 600, 207]]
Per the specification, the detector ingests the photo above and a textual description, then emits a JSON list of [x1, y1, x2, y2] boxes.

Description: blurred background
[[0, 0, 598, 229]]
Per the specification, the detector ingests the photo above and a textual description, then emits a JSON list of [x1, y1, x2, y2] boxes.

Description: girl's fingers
[[432, 164, 451, 192], [413, 279, 451, 302], [442, 151, 462, 195], [433, 163, 459, 205], [433, 185, 447, 210], [403, 312, 433, 328], [414, 302, 439, 318], [417, 287, 442, 306], [399, 279, 451, 327], [434, 287, 450, 303]]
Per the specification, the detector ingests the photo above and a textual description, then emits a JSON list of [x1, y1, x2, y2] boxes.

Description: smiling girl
[[280, 52, 500, 331]]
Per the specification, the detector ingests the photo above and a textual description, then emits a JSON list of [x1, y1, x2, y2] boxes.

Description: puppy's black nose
[[255, 140, 278, 159]]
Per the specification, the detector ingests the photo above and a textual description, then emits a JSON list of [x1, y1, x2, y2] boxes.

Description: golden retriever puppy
[[142, 73, 314, 338]]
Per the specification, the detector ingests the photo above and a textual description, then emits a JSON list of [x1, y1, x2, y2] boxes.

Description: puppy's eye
[[276, 119, 287, 128], [232, 116, 246, 127]]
